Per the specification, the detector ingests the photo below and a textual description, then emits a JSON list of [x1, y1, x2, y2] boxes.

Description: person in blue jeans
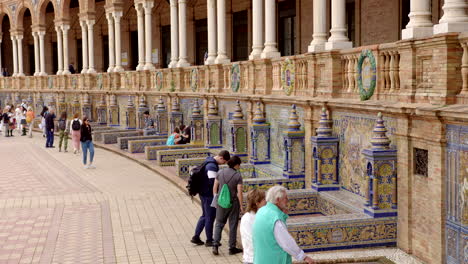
[[80, 117, 95, 169], [191, 150, 230, 247], [45, 108, 56, 148]]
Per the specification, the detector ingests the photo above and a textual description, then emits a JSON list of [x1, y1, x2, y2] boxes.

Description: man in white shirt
[[252, 185, 315, 264]]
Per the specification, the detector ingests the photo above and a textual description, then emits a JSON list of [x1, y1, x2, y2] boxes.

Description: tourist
[[2, 106, 10, 137], [26, 106, 35, 138], [15, 104, 24, 136], [45, 108, 56, 148], [191, 150, 230, 247], [240, 189, 266, 264], [166, 127, 180, 145], [143, 110, 156, 136], [253, 185, 315, 264], [180, 125, 191, 144], [212, 155, 244, 256], [40, 106, 49, 138], [20, 106, 27, 136], [8, 107, 16, 137], [69, 63, 76, 74], [57, 112, 69, 152], [80, 117, 95, 169], [70, 113, 82, 154]]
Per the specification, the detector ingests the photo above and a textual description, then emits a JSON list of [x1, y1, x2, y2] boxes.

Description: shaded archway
[[1, 14, 13, 76], [18, 8, 34, 75]]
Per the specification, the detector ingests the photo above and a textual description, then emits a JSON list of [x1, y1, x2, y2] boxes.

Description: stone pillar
[[11, 36, 18, 76], [80, 20, 89, 73], [106, 13, 115, 72], [113, 11, 124, 72], [325, 0, 352, 50], [215, 0, 230, 64], [206, 0, 217, 65], [55, 26, 63, 75], [87, 20, 96, 73], [402, 0, 433, 39], [144, 1, 155, 70], [62, 24, 71, 74], [169, 0, 179, 68], [16, 35, 25, 76], [33, 32, 40, 76], [177, 0, 190, 67], [39, 31, 46, 76], [136, 4, 145, 71], [433, 0, 468, 34], [249, 0, 263, 60], [0, 36, 2, 75], [261, 0, 280, 59], [308, 0, 327, 52]]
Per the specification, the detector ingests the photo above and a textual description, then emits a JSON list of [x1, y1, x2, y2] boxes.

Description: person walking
[[40, 106, 49, 138], [240, 189, 266, 264], [2, 106, 10, 137], [26, 106, 35, 138], [253, 185, 315, 264], [57, 112, 69, 152], [80, 117, 95, 169], [212, 156, 244, 256], [15, 105, 24, 136], [45, 108, 56, 148], [191, 150, 230, 247], [70, 113, 82, 154], [20, 106, 27, 136]]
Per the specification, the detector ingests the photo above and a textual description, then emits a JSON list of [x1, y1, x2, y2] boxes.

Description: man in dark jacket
[[191, 150, 230, 247], [45, 109, 56, 148]]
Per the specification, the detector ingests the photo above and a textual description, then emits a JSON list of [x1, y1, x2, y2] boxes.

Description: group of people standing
[[38, 106, 96, 169], [1, 103, 34, 137], [190, 150, 315, 264]]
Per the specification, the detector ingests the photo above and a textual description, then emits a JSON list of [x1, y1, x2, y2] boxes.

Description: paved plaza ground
[[0, 134, 424, 264]]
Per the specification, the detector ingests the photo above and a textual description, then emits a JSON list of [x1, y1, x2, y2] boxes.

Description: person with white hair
[[252, 185, 315, 264]]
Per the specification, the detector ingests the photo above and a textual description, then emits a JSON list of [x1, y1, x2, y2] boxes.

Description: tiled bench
[[102, 131, 143, 144], [128, 138, 167, 153], [145, 144, 205, 160], [156, 148, 212, 166], [94, 129, 129, 142], [175, 158, 256, 179], [117, 135, 166, 150]]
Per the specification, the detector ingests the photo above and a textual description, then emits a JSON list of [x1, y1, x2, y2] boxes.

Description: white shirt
[[207, 170, 217, 179], [240, 212, 256, 263], [274, 220, 305, 261]]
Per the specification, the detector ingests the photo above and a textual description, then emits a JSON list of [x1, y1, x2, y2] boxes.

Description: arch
[[0, 8, 14, 30], [16, 5, 36, 31], [38, 0, 58, 26]]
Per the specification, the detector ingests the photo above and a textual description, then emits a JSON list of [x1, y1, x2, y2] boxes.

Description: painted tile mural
[[445, 124, 468, 264], [265, 105, 304, 168], [331, 112, 396, 198], [218, 100, 248, 149], [179, 98, 197, 126]]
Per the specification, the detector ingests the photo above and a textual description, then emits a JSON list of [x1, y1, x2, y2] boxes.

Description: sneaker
[[88, 164, 96, 169], [229, 248, 243, 255], [212, 246, 218, 256], [64, 150, 68, 153], [73, 149, 77, 154], [84, 164, 89, 169], [190, 236, 204, 246], [50, 146, 55, 148], [204, 241, 214, 247]]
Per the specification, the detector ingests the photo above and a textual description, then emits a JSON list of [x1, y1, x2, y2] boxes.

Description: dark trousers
[[213, 199, 240, 249], [46, 130, 54, 147], [194, 195, 216, 242]]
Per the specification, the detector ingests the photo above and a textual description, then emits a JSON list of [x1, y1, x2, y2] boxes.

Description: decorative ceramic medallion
[[281, 59, 295, 96], [170, 79, 175, 92], [48, 76, 53, 89], [231, 64, 240, 93], [97, 74, 102, 90], [72, 76, 78, 89], [155, 71, 163, 91], [190, 68, 198, 92], [357, 50, 377, 101]]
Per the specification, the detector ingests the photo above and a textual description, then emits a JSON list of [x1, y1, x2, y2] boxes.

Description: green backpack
[[218, 184, 232, 209]]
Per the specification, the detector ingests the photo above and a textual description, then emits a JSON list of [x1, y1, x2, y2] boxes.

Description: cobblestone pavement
[[0, 135, 242, 264]]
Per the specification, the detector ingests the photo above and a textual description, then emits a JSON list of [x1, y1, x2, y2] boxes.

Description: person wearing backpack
[[191, 150, 231, 247], [70, 113, 82, 154], [57, 112, 69, 152], [44, 108, 56, 148], [212, 155, 244, 256]]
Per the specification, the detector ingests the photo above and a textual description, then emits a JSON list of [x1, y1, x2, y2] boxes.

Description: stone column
[[61, 24, 71, 74], [433, 0, 468, 34], [169, 0, 179, 68], [136, 3, 145, 71], [249, 0, 263, 60], [177, 0, 190, 67], [325, 0, 352, 50], [308, 0, 327, 52], [206, 0, 217, 64], [33, 32, 40, 76], [0, 36, 2, 75], [80, 20, 89, 73], [106, 13, 115, 72], [11, 36, 18, 76], [55, 26, 63, 75], [87, 20, 96, 73], [215, 0, 230, 64], [17, 35, 25, 76], [39, 31, 46, 76], [144, 1, 155, 70], [113, 11, 124, 72], [402, 0, 433, 39], [261, 0, 280, 59]]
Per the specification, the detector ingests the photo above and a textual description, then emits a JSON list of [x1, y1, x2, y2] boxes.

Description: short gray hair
[[266, 185, 287, 204]]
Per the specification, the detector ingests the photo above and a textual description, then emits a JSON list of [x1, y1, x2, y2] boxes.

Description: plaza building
[[0, 0, 467, 263]]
